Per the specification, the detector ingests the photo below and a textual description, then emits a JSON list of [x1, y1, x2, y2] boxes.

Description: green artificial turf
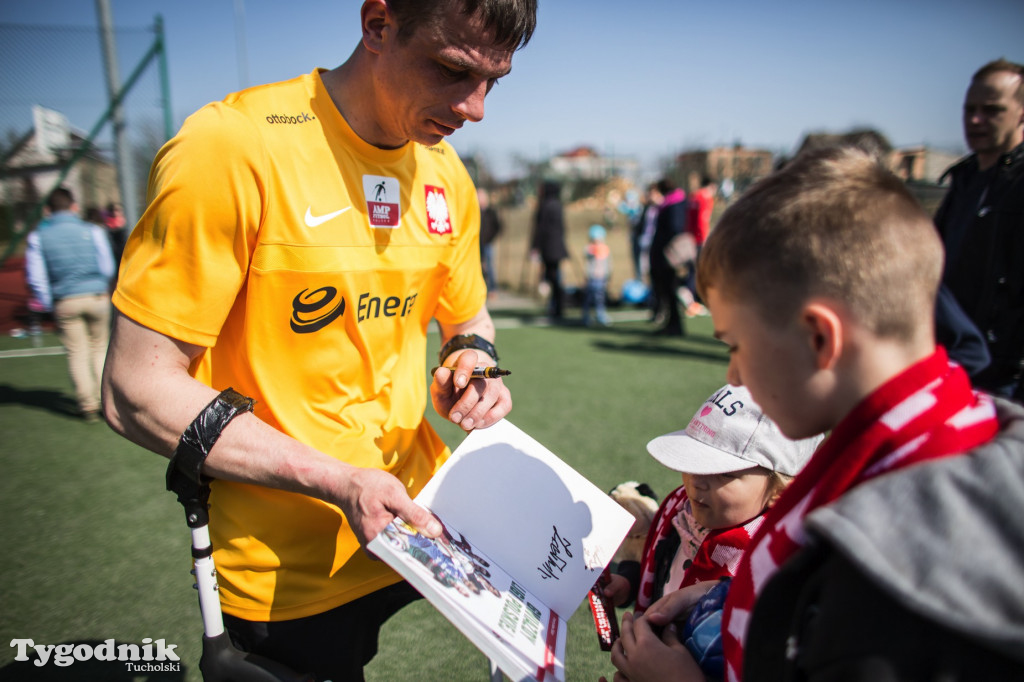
[[0, 314, 728, 681]]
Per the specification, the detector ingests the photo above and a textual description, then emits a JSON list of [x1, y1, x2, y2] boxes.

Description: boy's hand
[[606, 612, 704, 682], [644, 581, 718, 627]]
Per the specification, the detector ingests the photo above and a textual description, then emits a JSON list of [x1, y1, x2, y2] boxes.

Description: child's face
[[682, 467, 775, 529], [705, 286, 826, 440]]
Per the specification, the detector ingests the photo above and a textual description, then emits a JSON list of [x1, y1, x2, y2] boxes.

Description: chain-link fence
[[0, 18, 169, 257]]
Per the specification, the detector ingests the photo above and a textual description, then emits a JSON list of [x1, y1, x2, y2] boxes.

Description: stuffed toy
[[608, 481, 659, 564]]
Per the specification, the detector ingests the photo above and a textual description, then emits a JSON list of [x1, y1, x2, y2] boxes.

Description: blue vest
[[36, 212, 110, 301]]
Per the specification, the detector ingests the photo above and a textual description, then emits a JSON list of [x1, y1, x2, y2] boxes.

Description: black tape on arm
[[166, 388, 255, 499]]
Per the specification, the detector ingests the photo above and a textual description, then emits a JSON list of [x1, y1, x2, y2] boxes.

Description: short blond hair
[[697, 146, 942, 341]]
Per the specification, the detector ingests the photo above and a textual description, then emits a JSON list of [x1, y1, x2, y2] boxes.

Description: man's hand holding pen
[[430, 366, 511, 378], [429, 349, 512, 432]]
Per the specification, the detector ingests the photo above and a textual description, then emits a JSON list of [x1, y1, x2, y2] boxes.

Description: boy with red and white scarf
[[607, 147, 1024, 682]]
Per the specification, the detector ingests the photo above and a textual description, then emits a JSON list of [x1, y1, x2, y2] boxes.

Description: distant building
[[0, 114, 118, 237], [548, 146, 638, 182], [890, 146, 964, 184], [675, 145, 775, 193]]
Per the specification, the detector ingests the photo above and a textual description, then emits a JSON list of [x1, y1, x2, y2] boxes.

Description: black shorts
[[223, 581, 422, 682]]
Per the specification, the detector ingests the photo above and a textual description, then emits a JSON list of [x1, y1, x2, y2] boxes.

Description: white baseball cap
[[646, 385, 822, 476]]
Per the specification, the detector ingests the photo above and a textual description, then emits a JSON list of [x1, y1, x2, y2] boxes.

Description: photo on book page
[[375, 516, 559, 673]]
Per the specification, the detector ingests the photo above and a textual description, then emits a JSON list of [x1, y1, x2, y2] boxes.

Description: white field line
[[0, 345, 66, 359]]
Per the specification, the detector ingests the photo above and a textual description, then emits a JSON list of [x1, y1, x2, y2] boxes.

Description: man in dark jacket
[[478, 187, 502, 293], [649, 177, 688, 336], [530, 180, 569, 320], [935, 58, 1024, 401]]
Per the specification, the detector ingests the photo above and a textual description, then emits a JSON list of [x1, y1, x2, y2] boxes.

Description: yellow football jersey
[[114, 70, 485, 620]]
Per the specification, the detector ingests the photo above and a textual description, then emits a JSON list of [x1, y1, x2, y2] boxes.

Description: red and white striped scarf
[[721, 348, 998, 682], [635, 487, 762, 613]]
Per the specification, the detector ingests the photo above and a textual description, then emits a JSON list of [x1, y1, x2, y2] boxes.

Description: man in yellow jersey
[[101, 1, 535, 678]]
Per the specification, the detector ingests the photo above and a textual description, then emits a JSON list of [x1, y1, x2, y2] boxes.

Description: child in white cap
[[604, 384, 822, 613]]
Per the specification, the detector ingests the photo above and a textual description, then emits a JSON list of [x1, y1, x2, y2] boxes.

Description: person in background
[[649, 177, 687, 336], [530, 179, 569, 321], [618, 188, 643, 276], [103, 202, 127, 263], [25, 187, 115, 422], [478, 187, 502, 296], [633, 183, 662, 315], [100, 1, 535, 678], [85, 206, 105, 227], [934, 58, 1024, 402], [619, 188, 642, 226], [633, 184, 661, 282], [718, 176, 734, 203], [684, 173, 715, 317], [582, 224, 612, 327], [936, 282, 991, 378], [686, 174, 715, 251], [610, 147, 1020, 682]]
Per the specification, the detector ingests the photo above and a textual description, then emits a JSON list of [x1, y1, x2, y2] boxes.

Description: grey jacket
[[746, 397, 1024, 680]]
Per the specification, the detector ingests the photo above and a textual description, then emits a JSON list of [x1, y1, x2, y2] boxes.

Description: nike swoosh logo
[[304, 206, 351, 227]]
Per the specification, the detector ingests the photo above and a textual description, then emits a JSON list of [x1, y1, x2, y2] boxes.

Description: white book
[[368, 419, 635, 682]]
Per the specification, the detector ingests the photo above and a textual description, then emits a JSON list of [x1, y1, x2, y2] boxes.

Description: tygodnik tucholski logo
[[10, 637, 181, 672]]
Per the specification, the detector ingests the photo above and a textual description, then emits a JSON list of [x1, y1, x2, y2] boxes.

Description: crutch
[[167, 459, 314, 682]]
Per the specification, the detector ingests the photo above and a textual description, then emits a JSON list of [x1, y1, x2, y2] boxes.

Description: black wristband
[[438, 333, 498, 366], [166, 388, 255, 491]]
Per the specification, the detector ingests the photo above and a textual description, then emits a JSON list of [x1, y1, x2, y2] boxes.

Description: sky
[[2, 0, 1023, 180]]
